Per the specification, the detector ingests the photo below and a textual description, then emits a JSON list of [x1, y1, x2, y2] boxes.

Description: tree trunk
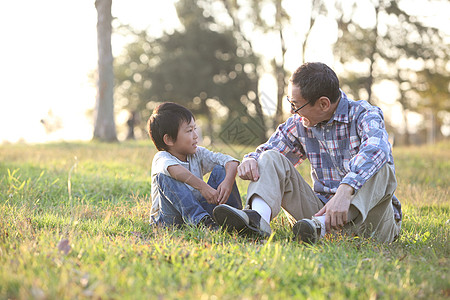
[[366, 5, 379, 104], [252, 82, 267, 143], [93, 0, 117, 142], [274, 23, 287, 129], [275, 62, 286, 127], [401, 104, 410, 146]]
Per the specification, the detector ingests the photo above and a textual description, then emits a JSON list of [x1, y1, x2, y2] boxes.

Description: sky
[[0, 0, 448, 143]]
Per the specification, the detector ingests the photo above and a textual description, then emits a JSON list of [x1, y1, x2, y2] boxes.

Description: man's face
[[288, 84, 323, 127]]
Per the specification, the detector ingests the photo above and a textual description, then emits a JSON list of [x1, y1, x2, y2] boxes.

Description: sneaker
[[213, 204, 272, 238], [199, 215, 220, 231], [292, 217, 324, 244]]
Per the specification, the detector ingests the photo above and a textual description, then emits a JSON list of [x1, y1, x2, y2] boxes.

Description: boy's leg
[[199, 165, 242, 215], [155, 173, 209, 226], [344, 163, 401, 243], [247, 150, 323, 223]]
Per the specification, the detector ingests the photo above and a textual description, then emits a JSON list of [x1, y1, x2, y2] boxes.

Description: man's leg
[[155, 173, 209, 226], [294, 163, 400, 244], [247, 150, 323, 222], [344, 163, 401, 243], [214, 150, 323, 237], [198, 165, 242, 216]]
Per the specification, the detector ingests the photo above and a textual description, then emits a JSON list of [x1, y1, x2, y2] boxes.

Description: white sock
[[251, 196, 271, 224], [313, 215, 326, 238]]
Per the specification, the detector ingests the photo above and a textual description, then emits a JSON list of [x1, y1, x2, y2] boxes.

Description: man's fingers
[[237, 165, 245, 179], [250, 162, 259, 181], [330, 214, 337, 230], [343, 211, 348, 224], [325, 213, 331, 232], [315, 206, 326, 216], [238, 163, 252, 180]]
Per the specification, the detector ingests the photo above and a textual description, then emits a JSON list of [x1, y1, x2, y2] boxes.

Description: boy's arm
[[167, 164, 219, 204], [217, 160, 239, 204]]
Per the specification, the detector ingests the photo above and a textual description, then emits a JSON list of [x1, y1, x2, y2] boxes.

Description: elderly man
[[213, 62, 402, 244]]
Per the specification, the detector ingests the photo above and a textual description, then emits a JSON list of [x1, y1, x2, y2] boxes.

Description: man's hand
[[237, 157, 259, 181], [315, 184, 354, 232], [199, 183, 219, 204]]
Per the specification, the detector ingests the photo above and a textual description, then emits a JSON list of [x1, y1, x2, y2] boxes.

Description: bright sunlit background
[[0, 0, 448, 143]]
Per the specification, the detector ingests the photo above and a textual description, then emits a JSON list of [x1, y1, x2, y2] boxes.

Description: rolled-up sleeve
[[245, 116, 307, 166], [198, 147, 239, 175]]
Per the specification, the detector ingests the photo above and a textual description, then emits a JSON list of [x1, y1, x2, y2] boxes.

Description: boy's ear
[[163, 134, 175, 147]]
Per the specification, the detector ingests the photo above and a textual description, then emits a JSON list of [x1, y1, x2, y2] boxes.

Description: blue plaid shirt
[[245, 91, 402, 221]]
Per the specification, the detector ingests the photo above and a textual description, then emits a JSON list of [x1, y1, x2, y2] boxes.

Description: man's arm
[[217, 160, 239, 204], [167, 164, 219, 204], [316, 106, 391, 231], [341, 107, 391, 191], [239, 115, 307, 181]]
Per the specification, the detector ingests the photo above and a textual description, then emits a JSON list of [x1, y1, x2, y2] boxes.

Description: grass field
[[0, 141, 448, 299]]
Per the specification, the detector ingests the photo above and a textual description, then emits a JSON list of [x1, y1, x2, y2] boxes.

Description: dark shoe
[[292, 217, 324, 244], [213, 204, 272, 238], [199, 215, 220, 231]]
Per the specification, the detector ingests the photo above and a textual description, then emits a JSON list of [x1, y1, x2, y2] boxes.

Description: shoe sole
[[213, 205, 270, 238], [293, 219, 318, 244]]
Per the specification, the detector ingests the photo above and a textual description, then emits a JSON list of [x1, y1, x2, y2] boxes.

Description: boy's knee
[[156, 173, 172, 185], [156, 173, 186, 190], [212, 165, 225, 174]]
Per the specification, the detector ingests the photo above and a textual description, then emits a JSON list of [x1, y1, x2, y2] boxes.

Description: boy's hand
[[217, 179, 234, 205], [199, 184, 219, 204]]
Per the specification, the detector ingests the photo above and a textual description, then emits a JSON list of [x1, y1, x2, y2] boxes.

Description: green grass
[[0, 141, 448, 299]]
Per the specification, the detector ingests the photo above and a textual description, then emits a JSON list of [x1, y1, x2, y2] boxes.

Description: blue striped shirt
[[245, 91, 402, 221]]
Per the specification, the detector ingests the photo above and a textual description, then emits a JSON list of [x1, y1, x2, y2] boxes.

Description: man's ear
[[163, 134, 175, 147], [319, 96, 331, 111]]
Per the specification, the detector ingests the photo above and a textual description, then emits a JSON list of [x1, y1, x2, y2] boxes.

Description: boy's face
[[169, 118, 198, 160]]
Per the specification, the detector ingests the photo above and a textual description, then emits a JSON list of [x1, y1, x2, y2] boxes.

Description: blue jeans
[[154, 165, 242, 226]]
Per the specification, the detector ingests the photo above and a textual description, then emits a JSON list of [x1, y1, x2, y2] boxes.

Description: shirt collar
[[328, 90, 349, 124]]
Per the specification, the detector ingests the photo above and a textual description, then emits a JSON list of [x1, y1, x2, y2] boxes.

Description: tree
[[334, 0, 450, 144], [114, 0, 265, 143], [220, 0, 326, 128], [93, 0, 117, 142]]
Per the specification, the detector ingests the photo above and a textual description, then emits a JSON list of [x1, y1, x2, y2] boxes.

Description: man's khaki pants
[[247, 150, 401, 243]]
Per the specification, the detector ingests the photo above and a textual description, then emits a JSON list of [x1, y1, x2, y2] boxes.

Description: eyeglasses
[[286, 96, 311, 114]]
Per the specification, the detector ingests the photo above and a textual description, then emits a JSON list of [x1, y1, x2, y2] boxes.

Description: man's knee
[[368, 163, 397, 196], [259, 150, 284, 164]]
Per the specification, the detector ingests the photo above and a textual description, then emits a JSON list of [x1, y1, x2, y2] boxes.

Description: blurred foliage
[[334, 0, 450, 144], [114, 0, 266, 144], [112, 0, 449, 145]]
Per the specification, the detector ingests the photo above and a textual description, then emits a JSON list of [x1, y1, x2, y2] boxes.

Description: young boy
[[148, 102, 242, 229]]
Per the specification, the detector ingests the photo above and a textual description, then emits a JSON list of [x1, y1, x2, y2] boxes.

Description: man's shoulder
[[347, 99, 383, 119]]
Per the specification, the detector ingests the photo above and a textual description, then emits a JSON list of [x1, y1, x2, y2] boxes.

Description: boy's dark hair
[[148, 102, 194, 151], [290, 62, 341, 106]]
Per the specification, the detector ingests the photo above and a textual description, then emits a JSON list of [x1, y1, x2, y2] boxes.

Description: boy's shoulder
[[152, 150, 181, 164], [152, 150, 171, 160]]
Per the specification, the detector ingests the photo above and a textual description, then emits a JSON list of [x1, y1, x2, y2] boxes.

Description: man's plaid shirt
[[245, 91, 402, 221]]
